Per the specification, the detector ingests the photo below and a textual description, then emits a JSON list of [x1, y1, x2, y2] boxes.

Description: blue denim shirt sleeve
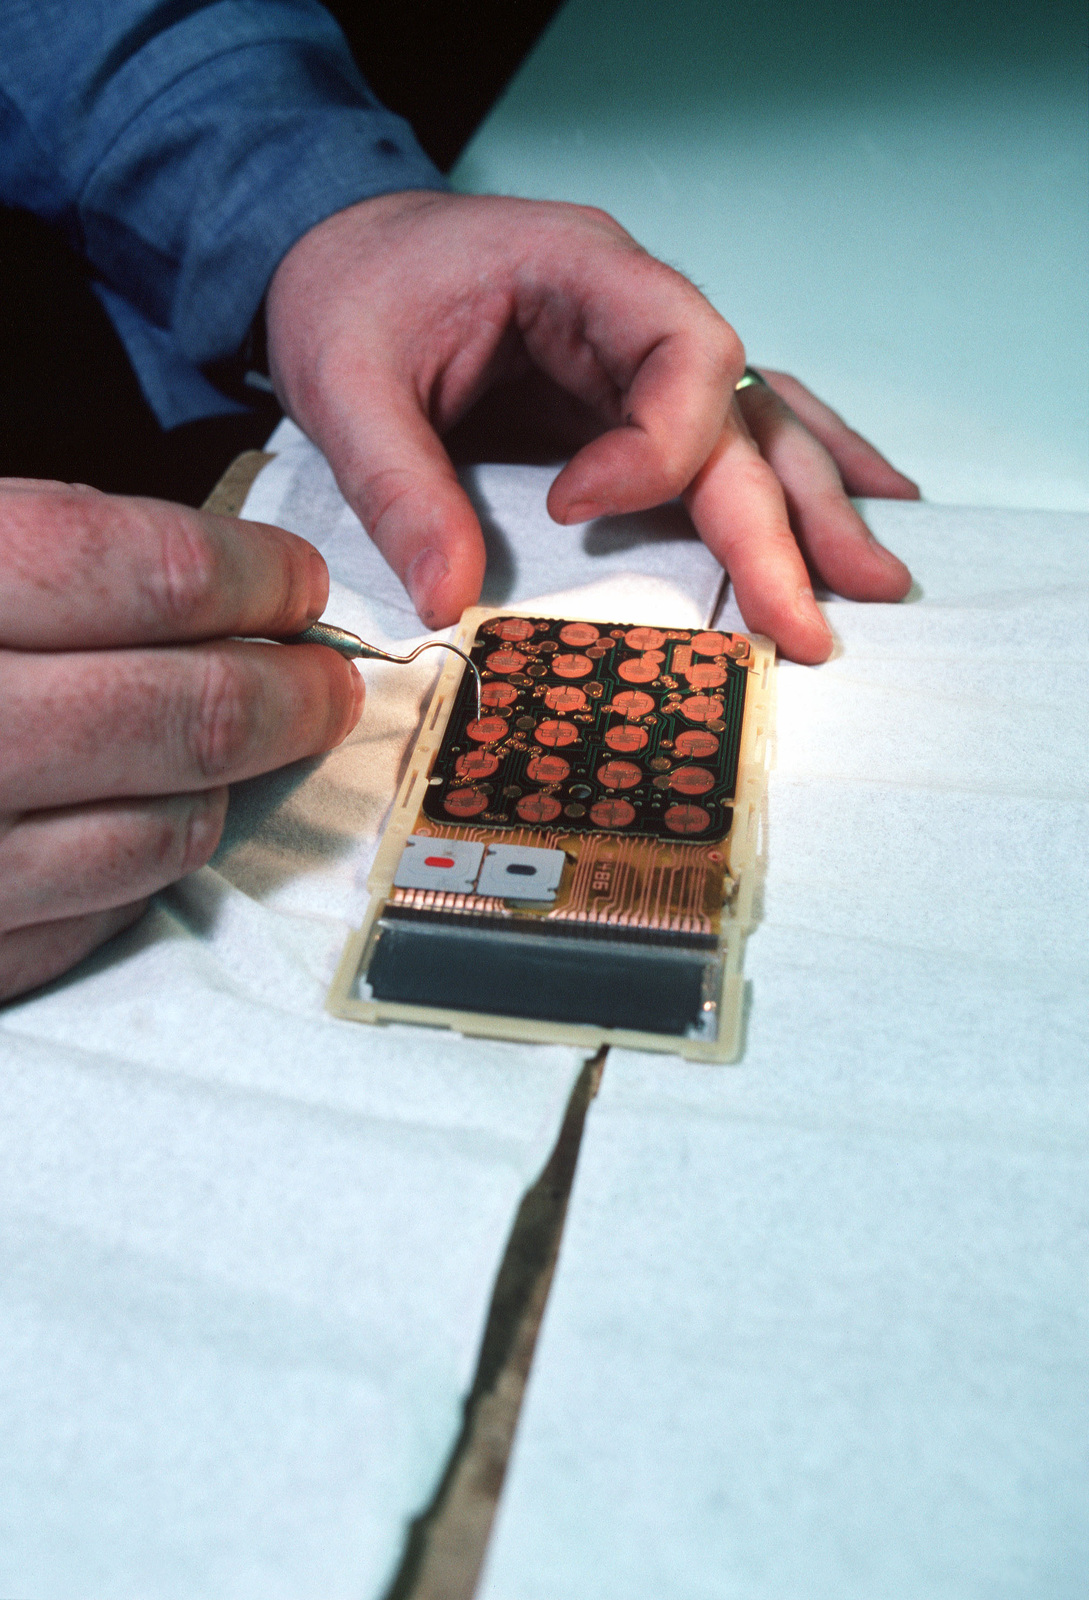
[[0, 0, 448, 426]]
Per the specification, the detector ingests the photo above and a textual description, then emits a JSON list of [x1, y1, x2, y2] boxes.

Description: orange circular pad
[[684, 662, 728, 690], [544, 685, 587, 713], [604, 724, 649, 754], [679, 695, 724, 724], [444, 789, 488, 818], [552, 653, 594, 679], [589, 798, 636, 828], [610, 690, 656, 719], [674, 729, 719, 759], [490, 617, 536, 641], [516, 793, 563, 824], [558, 622, 600, 647], [526, 754, 571, 783], [596, 760, 642, 790], [535, 719, 580, 748], [617, 656, 659, 684], [481, 681, 518, 708], [664, 803, 711, 834], [485, 648, 527, 674], [670, 766, 715, 795], [466, 715, 509, 743], [623, 626, 666, 650], [456, 750, 500, 780], [690, 630, 727, 656]]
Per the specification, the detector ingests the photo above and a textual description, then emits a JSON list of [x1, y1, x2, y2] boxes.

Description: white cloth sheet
[[478, 502, 1089, 1599], [0, 434, 728, 1599]]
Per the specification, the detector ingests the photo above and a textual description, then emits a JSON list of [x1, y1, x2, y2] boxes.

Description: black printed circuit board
[[421, 616, 751, 842]]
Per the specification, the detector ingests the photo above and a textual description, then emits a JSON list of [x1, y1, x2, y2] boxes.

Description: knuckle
[[575, 203, 624, 232], [189, 654, 256, 779], [357, 466, 420, 546], [705, 317, 744, 379], [743, 449, 785, 500], [150, 507, 223, 627], [651, 437, 694, 492]]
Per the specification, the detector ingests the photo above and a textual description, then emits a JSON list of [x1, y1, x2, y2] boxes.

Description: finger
[[684, 415, 834, 665], [0, 900, 148, 1005], [525, 255, 745, 523], [305, 374, 488, 629], [0, 484, 329, 649], [754, 371, 920, 499], [0, 789, 228, 931], [0, 641, 364, 810], [738, 382, 912, 602]]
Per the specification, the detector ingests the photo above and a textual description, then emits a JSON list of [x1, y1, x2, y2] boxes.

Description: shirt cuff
[[92, 106, 448, 428]]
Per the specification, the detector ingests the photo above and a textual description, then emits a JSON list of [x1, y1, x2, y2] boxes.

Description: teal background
[[454, 0, 1089, 511]]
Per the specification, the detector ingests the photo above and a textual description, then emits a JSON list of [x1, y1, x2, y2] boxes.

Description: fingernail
[[307, 548, 329, 618], [406, 548, 449, 618], [327, 663, 365, 748], [559, 502, 602, 525], [185, 787, 227, 866]]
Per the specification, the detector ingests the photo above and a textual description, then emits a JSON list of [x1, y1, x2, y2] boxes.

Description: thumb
[[314, 384, 487, 630]]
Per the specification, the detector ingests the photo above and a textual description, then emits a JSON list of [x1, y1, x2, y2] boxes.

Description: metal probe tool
[[286, 620, 483, 720]]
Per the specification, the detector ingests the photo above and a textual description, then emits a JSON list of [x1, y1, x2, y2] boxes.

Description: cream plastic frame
[[327, 606, 774, 1062]]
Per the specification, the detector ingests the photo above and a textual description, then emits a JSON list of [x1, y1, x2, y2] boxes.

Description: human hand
[[266, 191, 918, 665], [0, 483, 363, 1001]]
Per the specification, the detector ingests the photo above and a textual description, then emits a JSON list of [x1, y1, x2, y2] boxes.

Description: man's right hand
[[0, 482, 363, 1003]]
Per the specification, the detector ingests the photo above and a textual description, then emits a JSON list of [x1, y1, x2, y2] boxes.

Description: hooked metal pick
[[285, 620, 483, 721]]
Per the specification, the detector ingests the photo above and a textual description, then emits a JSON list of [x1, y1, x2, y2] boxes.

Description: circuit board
[[423, 615, 751, 839], [327, 608, 773, 1060]]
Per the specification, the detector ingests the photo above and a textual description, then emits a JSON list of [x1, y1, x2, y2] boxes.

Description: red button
[[424, 856, 456, 869]]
